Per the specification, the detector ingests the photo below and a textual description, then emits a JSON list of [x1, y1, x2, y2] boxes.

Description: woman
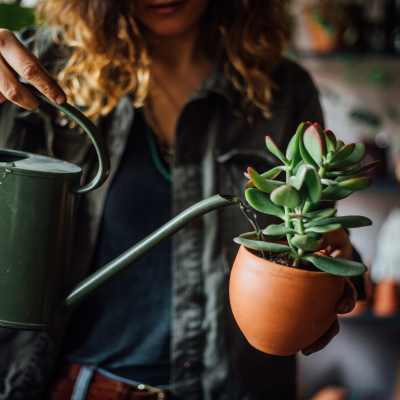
[[0, 1, 357, 399]]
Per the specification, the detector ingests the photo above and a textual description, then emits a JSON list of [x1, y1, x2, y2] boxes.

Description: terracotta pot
[[373, 279, 399, 317], [229, 246, 345, 356]]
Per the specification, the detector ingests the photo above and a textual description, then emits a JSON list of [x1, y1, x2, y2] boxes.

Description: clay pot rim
[[238, 245, 335, 280]]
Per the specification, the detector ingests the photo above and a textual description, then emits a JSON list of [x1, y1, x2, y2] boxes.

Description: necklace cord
[[144, 121, 172, 183]]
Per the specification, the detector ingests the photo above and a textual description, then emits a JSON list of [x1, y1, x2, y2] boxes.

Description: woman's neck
[[142, 26, 213, 147], [147, 27, 206, 75]]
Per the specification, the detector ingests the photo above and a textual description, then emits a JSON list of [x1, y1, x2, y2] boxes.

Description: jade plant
[[234, 121, 377, 277]]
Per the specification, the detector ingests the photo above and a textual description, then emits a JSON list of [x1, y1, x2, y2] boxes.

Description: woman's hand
[[302, 229, 357, 355], [0, 29, 65, 109], [318, 228, 353, 259], [302, 280, 356, 355]]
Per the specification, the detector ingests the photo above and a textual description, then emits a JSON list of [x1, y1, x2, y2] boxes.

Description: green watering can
[[0, 94, 239, 330]]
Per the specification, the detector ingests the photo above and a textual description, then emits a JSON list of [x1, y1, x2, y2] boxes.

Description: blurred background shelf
[[291, 1, 400, 399]]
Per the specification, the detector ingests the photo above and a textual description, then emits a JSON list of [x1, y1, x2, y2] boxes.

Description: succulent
[[234, 122, 377, 277]]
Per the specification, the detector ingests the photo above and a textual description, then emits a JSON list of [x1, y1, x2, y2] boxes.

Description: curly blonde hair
[[37, 0, 290, 119]]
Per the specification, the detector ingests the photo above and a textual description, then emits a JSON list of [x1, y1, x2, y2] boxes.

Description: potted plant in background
[[229, 121, 376, 355], [0, 1, 35, 31]]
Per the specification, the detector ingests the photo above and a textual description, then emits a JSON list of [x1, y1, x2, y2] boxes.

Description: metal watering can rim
[[0, 148, 82, 178], [2, 91, 241, 324]]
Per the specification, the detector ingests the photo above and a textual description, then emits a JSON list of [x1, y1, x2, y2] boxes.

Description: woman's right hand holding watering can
[[0, 29, 66, 110]]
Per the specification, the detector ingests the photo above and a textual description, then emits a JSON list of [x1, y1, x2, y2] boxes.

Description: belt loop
[[71, 365, 95, 400]]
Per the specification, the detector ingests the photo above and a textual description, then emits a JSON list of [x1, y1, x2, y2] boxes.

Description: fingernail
[[55, 94, 66, 105]]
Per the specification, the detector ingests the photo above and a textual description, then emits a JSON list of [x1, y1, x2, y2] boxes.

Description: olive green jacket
[[0, 28, 324, 400]]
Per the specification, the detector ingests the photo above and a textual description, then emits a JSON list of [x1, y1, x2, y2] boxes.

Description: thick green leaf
[[304, 167, 322, 203], [260, 166, 286, 180], [304, 255, 366, 276], [291, 167, 322, 204], [345, 160, 380, 176], [306, 215, 372, 229], [233, 236, 291, 253], [291, 234, 322, 251], [335, 173, 363, 183], [265, 136, 287, 164], [289, 164, 313, 190], [326, 170, 349, 178], [324, 130, 337, 153], [338, 177, 371, 191], [286, 122, 308, 165], [321, 178, 338, 186], [271, 184, 302, 208], [325, 151, 335, 163], [303, 123, 326, 165], [327, 160, 379, 179], [321, 186, 353, 200], [345, 143, 366, 165], [263, 223, 288, 236], [286, 129, 299, 162], [336, 140, 345, 150], [327, 144, 365, 170], [245, 188, 284, 218], [299, 130, 318, 167], [293, 160, 306, 175], [237, 231, 258, 239], [306, 223, 342, 233], [247, 167, 284, 193], [329, 144, 356, 168], [304, 208, 337, 219]]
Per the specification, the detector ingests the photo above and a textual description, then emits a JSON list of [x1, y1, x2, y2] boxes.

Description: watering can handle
[[31, 86, 110, 194]]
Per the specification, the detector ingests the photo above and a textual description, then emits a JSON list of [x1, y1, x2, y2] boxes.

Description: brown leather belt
[[50, 363, 171, 400]]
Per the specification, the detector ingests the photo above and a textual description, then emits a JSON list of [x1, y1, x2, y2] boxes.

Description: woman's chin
[[141, 18, 202, 38]]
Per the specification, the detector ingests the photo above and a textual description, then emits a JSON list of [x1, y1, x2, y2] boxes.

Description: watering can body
[[0, 92, 238, 330], [0, 94, 110, 330], [0, 149, 81, 329]]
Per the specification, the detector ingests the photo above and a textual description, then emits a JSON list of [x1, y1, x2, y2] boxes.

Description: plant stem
[[239, 202, 266, 259]]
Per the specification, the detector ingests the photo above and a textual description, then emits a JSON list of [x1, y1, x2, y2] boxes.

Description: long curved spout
[[64, 194, 240, 308]]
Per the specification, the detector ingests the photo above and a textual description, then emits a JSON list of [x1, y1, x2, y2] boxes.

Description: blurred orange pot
[[229, 246, 345, 356], [373, 279, 399, 317]]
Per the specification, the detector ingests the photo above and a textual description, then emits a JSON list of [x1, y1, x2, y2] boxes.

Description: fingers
[[0, 55, 39, 109], [336, 279, 357, 314], [322, 228, 353, 259], [0, 92, 6, 104], [0, 29, 66, 109], [302, 319, 339, 356], [330, 249, 342, 258]]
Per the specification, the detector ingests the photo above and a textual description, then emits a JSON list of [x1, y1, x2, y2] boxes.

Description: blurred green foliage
[[0, 3, 35, 31]]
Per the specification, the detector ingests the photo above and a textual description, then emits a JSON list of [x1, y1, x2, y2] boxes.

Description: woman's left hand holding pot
[[302, 229, 357, 355]]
